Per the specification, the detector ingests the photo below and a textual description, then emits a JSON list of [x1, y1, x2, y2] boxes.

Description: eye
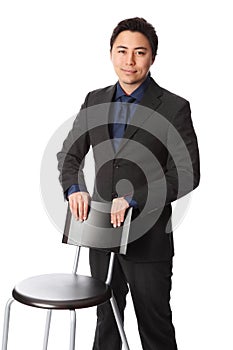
[[135, 51, 146, 56], [118, 49, 126, 54]]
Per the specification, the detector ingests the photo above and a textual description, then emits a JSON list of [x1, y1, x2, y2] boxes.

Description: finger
[[69, 199, 78, 220], [78, 197, 84, 221], [83, 199, 89, 220], [117, 209, 125, 226], [117, 214, 122, 227], [111, 202, 119, 228], [111, 213, 114, 224], [111, 213, 117, 228], [111, 208, 117, 228], [120, 210, 125, 223]]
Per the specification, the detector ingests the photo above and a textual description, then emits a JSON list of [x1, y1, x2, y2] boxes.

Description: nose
[[126, 51, 135, 65]]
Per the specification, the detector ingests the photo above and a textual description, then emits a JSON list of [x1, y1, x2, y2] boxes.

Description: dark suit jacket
[[57, 78, 200, 261]]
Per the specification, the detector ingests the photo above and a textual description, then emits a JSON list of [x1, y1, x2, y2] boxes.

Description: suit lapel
[[115, 79, 163, 155], [88, 84, 116, 157]]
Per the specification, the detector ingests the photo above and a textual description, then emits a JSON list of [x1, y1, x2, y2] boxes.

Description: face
[[110, 30, 154, 94]]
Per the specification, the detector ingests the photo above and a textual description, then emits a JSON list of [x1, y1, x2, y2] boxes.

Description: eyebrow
[[116, 45, 148, 50]]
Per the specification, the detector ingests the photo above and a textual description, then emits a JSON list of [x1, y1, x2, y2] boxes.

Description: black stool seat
[[12, 273, 111, 310]]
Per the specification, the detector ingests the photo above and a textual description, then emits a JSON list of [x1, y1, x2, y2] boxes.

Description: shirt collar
[[115, 74, 151, 103]]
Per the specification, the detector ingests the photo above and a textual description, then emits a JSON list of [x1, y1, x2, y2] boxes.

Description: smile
[[121, 69, 137, 74]]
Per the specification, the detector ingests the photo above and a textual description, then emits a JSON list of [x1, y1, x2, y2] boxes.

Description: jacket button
[[113, 161, 119, 168]]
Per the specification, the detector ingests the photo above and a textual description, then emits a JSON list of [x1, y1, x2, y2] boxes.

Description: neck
[[120, 84, 138, 95]]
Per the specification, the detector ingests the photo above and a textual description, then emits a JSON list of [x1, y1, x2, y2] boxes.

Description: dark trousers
[[89, 249, 178, 350]]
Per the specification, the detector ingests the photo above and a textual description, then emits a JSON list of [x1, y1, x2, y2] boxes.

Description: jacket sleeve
[[57, 94, 91, 197], [135, 101, 200, 213]]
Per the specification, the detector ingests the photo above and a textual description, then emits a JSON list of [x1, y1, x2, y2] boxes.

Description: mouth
[[121, 68, 137, 74]]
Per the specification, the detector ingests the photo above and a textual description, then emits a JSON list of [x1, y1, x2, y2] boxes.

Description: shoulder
[[88, 85, 115, 97], [148, 79, 191, 121], [151, 78, 189, 106], [161, 86, 189, 106], [82, 84, 116, 108]]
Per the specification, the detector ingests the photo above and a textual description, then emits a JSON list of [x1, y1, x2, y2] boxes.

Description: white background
[[0, 0, 232, 349]]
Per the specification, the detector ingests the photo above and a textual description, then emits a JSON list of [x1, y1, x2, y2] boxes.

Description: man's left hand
[[111, 197, 129, 228]]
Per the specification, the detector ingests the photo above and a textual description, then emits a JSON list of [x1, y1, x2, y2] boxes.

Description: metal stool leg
[[69, 310, 76, 350], [2, 298, 14, 350], [110, 295, 130, 350], [43, 310, 52, 350]]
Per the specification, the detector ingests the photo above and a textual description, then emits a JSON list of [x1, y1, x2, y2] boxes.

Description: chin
[[122, 76, 139, 84], [127, 79, 142, 86]]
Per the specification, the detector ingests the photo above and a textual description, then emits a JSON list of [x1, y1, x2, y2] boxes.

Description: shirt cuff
[[66, 184, 87, 199], [124, 195, 138, 208]]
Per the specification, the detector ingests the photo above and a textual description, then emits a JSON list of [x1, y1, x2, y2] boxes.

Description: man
[[57, 17, 200, 350]]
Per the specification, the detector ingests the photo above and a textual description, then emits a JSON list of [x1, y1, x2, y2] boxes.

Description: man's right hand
[[68, 192, 90, 221]]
